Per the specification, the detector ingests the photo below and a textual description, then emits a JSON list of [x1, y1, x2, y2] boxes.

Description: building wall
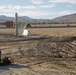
[[6, 21, 13, 28]]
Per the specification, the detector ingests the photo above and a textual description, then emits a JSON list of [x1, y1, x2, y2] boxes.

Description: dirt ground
[[0, 28, 76, 75]]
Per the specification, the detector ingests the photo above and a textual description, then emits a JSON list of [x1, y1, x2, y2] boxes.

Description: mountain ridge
[[0, 15, 33, 21], [51, 13, 76, 23], [0, 13, 76, 23]]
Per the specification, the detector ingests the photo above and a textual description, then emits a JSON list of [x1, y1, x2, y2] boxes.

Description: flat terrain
[[0, 27, 76, 75], [0, 27, 76, 36]]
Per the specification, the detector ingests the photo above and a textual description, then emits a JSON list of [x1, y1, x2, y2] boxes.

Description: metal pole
[[15, 13, 18, 36], [0, 51, 1, 61]]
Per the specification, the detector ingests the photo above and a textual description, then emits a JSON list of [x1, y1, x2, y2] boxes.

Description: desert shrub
[[67, 24, 70, 26]]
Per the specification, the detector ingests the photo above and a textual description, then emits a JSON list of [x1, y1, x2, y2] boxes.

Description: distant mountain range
[[0, 15, 14, 21], [51, 13, 76, 23], [0, 13, 76, 23], [0, 15, 33, 21]]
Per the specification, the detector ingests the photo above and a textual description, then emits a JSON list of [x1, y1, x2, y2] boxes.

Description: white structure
[[22, 29, 28, 36]]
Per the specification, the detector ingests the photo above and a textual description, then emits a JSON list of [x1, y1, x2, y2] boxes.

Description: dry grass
[[0, 28, 16, 34], [0, 27, 76, 36], [28, 28, 76, 36]]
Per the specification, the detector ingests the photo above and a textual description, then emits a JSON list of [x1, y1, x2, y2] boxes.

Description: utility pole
[[15, 13, 18, 36], [0, 51, 1, 61]]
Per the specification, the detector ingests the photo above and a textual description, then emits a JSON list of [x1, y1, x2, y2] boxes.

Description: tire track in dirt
[[0, 35, 76, 75], [0, 36, 76, 59], [24, 38, 76, 58]]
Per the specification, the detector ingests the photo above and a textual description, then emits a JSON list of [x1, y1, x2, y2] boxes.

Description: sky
[[0, 0, 76, 19]]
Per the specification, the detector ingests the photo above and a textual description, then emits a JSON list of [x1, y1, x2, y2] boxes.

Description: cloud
[[0, 4, 53, 18], [0, 13, 15, 17], [0, 5, 6, 10], [0, 5, 36, 11], [40, 4, 56, 8], [31, 0, 43, 4], [0, 5, 37, 17], [66, 5, 72, 7], [1, 9, 53, 18], [49, 0, 76, 4], [18, 11, 53, 17], [56, 11, 76, 15], [11, 5, 36, 9], [0, 4, 76, 19]]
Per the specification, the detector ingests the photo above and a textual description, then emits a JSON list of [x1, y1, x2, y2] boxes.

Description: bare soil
[[0, 27, 76, 75], [0, 33, 76, 75]]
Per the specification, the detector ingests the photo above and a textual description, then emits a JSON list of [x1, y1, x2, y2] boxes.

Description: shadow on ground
[[0, 64, 31, 70]]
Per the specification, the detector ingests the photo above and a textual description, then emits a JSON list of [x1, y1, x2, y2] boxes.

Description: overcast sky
[[0, 0, 76, 19]]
